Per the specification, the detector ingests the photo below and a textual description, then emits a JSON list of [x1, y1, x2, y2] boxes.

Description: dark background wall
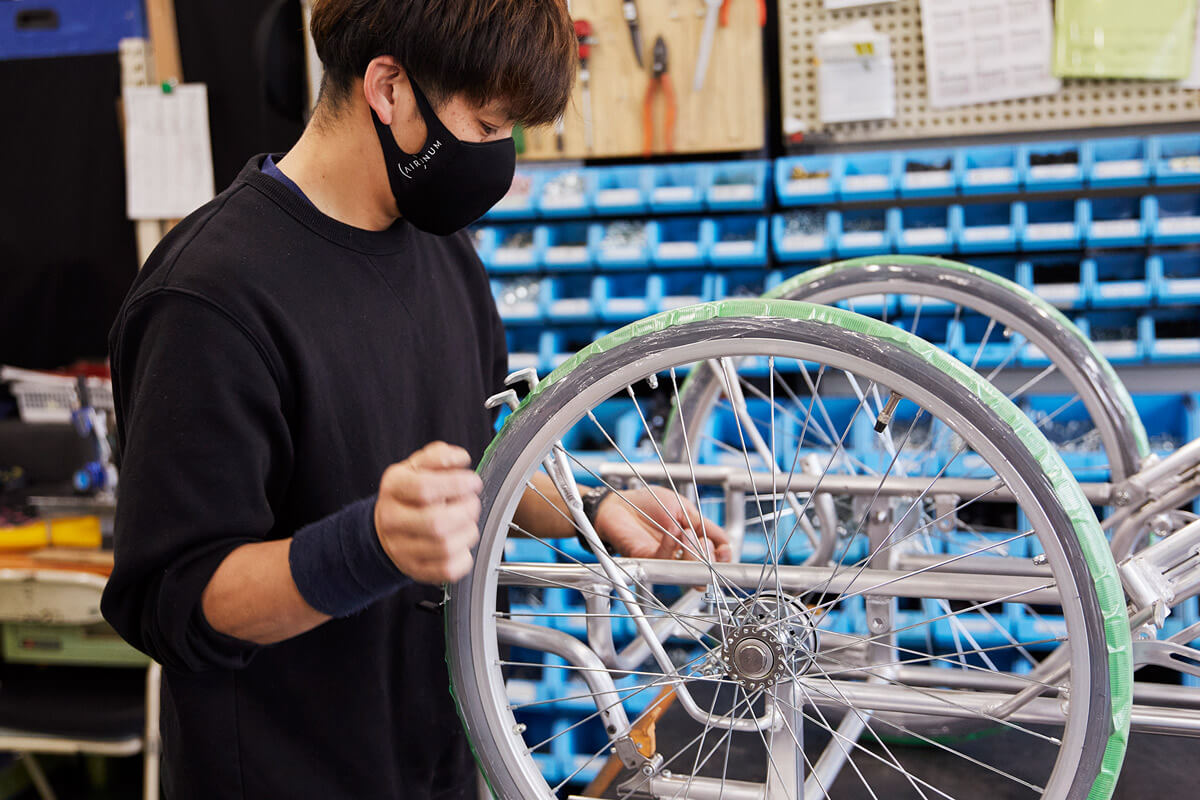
[[0, 0, 305, 370]]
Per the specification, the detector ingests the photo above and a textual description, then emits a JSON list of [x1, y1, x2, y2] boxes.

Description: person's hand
[[593, 486, 732, 562], [374, 442, 482, 584]]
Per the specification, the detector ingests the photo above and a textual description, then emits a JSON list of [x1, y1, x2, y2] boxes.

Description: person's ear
[[363, 55, 409, 126]]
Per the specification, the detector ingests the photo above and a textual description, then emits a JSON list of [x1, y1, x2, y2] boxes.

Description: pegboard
[[520, 0, 765, 160], [780, 0, 1200, 144]]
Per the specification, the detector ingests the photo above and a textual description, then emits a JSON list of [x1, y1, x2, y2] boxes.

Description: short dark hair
[[310, 0, 576, 127]]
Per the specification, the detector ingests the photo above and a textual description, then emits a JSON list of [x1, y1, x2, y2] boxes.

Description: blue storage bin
[[707, 160, 769, 211], [1, 0, 145, 59], [1018, 199, 1086, 250], [486, 224, 545, 272], [1149, 311, 1200, 363], [710, 216, 769, 266], [548, 326, 611, 372], [957, 145, 1021, 195], [492, 276, 544, 323], [1153, 251, 1200, 304], [592, 166, 651, 215], [832, 286, 897, 318], [838, 151, 899, 201], [1022, 394, 1110, 478], [591, 221, 650, 269], [772, 211, 834, 261], [486, 170, 543, 219], [558, 398, 643, 469], [1020, 141, 1086, 192], [899, 149, 957, 198], [896, 314, 954, 351], [1150, 192, 1200, 245], [649, 218, 709, 268], [775, 156, 837, 205], [542, 223, 593, 270], [1086, 137, 1151, 188], [1134, 394, 1196, 455], [542, 275, 599, 323], [648, 164, 708, 213], [658, 271, 715, 310], [537, 170, 591, 217], [1085, 196, 1149, 247], [702, 398, 792, 466], [956, 202, 1020, 253], [1086, 253, 1152, 308], [894, 205, 954, 254], [713, 269, 765, 301], [598, 273, 654, 322], [833, 207, 892, 256], [1076, 312, 1147, 365], [1152, 134, 1200, 185], [1020, 257, 1087, 310], [506, 328, 546, 374]]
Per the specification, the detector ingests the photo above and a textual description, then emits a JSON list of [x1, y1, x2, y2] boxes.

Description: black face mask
[[370, 76, 516, 236]]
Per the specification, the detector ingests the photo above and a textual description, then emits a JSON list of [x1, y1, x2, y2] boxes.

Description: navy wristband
[[288, 495, 409, 618]]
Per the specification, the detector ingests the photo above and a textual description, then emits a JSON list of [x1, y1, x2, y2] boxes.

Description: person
[[101, 1, 730, 798]]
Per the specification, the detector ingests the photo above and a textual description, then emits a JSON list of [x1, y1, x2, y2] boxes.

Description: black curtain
[[0, 0, 305, 371]]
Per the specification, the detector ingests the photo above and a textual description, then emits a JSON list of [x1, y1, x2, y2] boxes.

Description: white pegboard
[[781, 0, 1200, 144]]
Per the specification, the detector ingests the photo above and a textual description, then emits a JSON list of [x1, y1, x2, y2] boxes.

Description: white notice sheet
[[919, 0, 1060, 108], [123, 84, 216, 220]]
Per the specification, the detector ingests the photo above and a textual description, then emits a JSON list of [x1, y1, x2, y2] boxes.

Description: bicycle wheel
[[448, 300, 1130, 800]]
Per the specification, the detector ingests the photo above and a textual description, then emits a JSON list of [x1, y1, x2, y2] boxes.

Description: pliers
[[622, 0, 643, 69], [642, 36, 676, 157], [720, 0, 767, 27]]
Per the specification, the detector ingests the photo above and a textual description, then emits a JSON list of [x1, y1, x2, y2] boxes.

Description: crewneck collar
[[239, 154, 415, 255]]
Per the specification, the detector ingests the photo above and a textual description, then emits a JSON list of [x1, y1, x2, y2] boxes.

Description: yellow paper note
[[1055, 0, 1198, 79]]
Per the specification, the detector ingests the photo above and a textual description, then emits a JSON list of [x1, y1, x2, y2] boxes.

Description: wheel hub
[[719, 592, 820, 692]]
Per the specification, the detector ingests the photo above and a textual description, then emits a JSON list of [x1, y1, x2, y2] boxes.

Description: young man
[[102, 1, 728, 798]]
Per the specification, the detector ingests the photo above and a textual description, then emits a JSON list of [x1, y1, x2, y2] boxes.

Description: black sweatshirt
[[101, 156, 507, 799]]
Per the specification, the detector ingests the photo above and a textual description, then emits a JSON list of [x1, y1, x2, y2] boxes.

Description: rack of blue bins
[[474, 140, 1200, 790]]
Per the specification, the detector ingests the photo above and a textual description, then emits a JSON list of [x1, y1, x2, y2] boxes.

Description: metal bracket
[[1120, 518, 1200, 612], [934, 493, 960, 535], [1133, 639, 1200, 680], [484, 389, 520, 412], [504, 368, 540, 397]]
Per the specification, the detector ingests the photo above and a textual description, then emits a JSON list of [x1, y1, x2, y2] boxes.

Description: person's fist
[[374, 442, 482, 584]]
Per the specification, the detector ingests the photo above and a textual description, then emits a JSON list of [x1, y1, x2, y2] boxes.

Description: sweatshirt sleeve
[[101, 289, 293, 672]]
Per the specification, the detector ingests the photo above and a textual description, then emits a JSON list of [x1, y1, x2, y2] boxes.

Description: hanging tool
[[642, 36, 676, 157], [575, 19, 596, 152], [693, 0, 722, 92], [720, 0, 767, 27], [622, 0, 644, 69]]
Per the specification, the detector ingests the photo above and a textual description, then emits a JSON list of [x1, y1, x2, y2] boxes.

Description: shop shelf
[[483, 224, 545, 272], [1084, 196, 1150, 248], [1134, 394, 1198, 457], [542, 274, 599, 323], [1022, 394, 1109, 476], [657, 270, 716, 312], [838, 151, 899, 201], [541, 223, 593, 271], [956, 201, 1020, 253], [547, 326, 612, 372], [712, 269, 764, 302], [648, 218, 709, 269], [1152, 251, 1200, 305], [701, 398, 793, 468], [590, 221, 651, 270], [492, 276, 544, 323], [597, 273, 654, 323], [485, 170, 543, 220], [1019, 140, 1087, 192], [1148, 310, 1200, 363], [1020, 256, 1087, 310], [1085, 137, 1152, 188], [1074, 312, 1148, 365], [772, 211, 835, 261], [536, 169, 592, 217], [1017, 198, 1086, 250], [832, 207, 892, 256], [1152, 134, 1200, 186], [505, 328, 548, 374], [1086, 253, 1153, 309], [0, 0, 146, 59], [707, 160, 769, 211], [648, 164, 708, 214], [709, 216, 769, 266], [957, 144, 1021, 195], [898, 148, 957, 198], [591, 166, 651, 215], [893, 205, 953, 254], [1149, 192, 1200, 245], [775, 155, 837, 205]]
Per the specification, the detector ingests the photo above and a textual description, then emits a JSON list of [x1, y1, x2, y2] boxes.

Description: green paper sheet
[[1055, 0, 1197, 80]]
